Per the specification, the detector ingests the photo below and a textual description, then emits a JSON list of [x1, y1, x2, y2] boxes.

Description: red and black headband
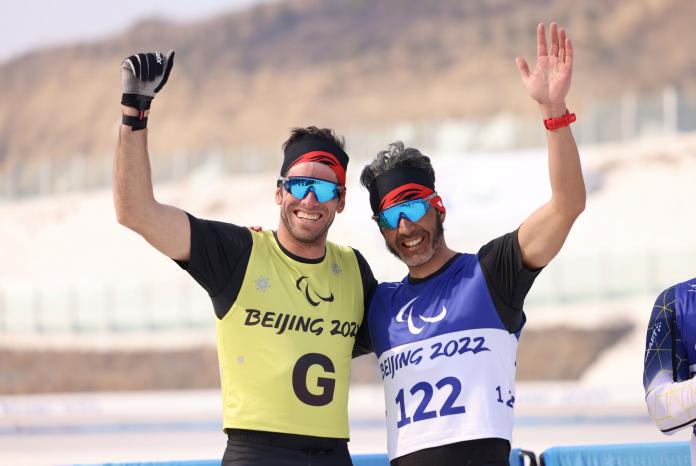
[[368, 166, 444, 215], [281, 135, 349, 186]]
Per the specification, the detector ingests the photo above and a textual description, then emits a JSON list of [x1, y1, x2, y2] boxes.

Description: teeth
[[404, 237, 423, 247], [297, 211, 320, 221]]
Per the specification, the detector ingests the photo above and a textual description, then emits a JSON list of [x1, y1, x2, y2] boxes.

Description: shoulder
[[347, 247, 372, 271], [327, 240, 357, 257], [673, 278, 696, 313], [327, 241, 365, 268], [653, 284, 677, 306], [675, 278, 696, 295], [649, 284, 679, 323], [189, 213, 252, 242], [455, 252, 478, 270], [373, 280, 406, 300], [477, 230, 517, 258], [249, 229, 273, 243]]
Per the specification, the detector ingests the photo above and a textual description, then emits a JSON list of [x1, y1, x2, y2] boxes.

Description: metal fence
[[1, 249, 692, 335], [3, 87, 696, 200]]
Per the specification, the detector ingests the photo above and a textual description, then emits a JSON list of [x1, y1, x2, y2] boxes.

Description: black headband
[[368, 166, 435, 214], [281, 135, 349, 185]]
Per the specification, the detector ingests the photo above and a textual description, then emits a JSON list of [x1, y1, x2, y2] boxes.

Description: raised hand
[[515, 23, 572, 117], [121, 50, 175, 116]]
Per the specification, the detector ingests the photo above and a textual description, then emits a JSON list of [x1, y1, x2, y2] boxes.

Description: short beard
[[280, 206, 334, 244], [385, 213, 445, 267]]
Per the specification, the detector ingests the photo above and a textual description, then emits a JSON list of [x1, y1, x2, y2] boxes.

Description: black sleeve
[[352, 249, 377, 358], [477, 229, 542, 333], [175, 212, 253, 319]]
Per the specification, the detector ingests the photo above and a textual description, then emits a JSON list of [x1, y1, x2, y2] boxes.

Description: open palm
[[516, 23, 573, 107]]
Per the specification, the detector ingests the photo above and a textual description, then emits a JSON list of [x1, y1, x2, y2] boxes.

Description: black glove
[[121, 50, 175, 117]]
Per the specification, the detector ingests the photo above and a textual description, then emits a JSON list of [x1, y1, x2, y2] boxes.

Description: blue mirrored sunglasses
[[278, 176, 342, 203], [373, 193, 437, 229]]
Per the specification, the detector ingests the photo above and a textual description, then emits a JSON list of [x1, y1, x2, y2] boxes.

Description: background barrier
[[74, 448, 537, 466], [74, 443, 695, 466], [540, 441, 690, 466]]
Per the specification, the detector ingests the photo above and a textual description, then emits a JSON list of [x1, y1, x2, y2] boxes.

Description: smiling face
[[381, 206, 445, 268], [275, 162, 345, 245]]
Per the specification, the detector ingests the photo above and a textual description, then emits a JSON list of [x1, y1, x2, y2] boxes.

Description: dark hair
[[282, 126, 345, 152], [360, 141, 435, 190]]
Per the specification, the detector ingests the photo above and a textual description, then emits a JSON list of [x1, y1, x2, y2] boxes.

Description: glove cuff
[[121, 93, 154, 112], [122, 114, 148, 131]]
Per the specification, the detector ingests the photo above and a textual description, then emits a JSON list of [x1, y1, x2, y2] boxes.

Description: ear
[[275, 185, 282, 205], [335, 187, 346, 213]]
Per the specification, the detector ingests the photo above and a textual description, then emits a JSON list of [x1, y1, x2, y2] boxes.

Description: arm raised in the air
[[113, 50, 191, 261], [515, 23, 586, 269]]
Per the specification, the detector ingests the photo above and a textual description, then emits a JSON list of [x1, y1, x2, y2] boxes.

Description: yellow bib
[[216, 230, 364, 438]]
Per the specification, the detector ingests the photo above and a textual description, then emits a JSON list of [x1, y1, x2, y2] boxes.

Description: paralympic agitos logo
[[296, 276, 334, 307], [396, 297, 447, 334]]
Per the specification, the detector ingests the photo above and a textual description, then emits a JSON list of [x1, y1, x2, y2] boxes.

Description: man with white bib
[[359, 22, 585, 465]]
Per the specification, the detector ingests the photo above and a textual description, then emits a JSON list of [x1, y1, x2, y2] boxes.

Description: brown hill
[[0, 323, 633, 393], [1, 0, 695, 167]]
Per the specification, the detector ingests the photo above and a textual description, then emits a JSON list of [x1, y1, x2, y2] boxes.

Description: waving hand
[[515, 23, 572, 116]]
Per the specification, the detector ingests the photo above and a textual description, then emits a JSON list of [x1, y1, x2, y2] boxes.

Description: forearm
[[113, 107, 156, 229], [517, 105, 585, 268], [541, 103, 586, 217], [646, 378, 696, 434]]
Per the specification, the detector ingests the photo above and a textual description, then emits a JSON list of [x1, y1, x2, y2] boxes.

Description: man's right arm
[[113, 50, 191, 261]]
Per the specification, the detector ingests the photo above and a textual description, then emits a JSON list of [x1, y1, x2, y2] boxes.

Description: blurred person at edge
[[644, 278, 696, 466], [114, 51, 376, 466], [359, 23, 585, 466]]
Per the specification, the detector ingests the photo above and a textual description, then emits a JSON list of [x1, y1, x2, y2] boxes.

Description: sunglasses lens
[[312, 182, 339, 202], [285, 178, 338, 203], [287, 181, 309, 200], [378, 200, 429, 229]]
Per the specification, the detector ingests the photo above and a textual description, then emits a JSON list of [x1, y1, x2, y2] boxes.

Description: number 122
[[395, 376, 466, 429]]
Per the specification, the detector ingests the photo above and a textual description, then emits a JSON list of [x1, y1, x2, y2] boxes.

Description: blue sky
[[0, 0, 273, 63]]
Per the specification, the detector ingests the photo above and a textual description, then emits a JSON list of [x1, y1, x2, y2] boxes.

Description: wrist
[[543, 110, 576, 131], [539, 102, 567, 119], [121, 104, 149, 131], [121, 105, 149, 117]]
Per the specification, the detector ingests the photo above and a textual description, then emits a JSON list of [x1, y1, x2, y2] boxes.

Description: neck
[[275, 224, 327, 260], [408, 241, 457, 279]]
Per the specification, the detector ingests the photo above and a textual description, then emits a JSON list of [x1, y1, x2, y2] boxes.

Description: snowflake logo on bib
[[255, 276, 271, 293], [396, 297, 447, 335]]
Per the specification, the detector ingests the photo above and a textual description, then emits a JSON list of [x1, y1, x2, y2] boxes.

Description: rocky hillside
[[1, 0, 694, 166]]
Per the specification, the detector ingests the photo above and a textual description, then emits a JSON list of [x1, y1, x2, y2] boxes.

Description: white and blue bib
[[369, 254, 522, 460]]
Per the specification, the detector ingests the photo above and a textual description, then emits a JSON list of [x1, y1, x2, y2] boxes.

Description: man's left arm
[[515, 23, 586, 269]]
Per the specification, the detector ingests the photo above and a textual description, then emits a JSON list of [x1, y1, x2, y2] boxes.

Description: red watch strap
[[544, 111, 576, 130]]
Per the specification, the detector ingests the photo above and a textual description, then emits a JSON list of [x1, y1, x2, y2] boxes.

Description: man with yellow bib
[[113, 50, 376, 466]]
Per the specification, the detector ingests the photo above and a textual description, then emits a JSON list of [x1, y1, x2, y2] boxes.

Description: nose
[[396, 214, 416, 233], [301, 188, 320, 207]]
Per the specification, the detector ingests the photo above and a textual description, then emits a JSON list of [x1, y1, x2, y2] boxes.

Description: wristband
[[543, 110, 576, 131], [122, 114, 148, 131]]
